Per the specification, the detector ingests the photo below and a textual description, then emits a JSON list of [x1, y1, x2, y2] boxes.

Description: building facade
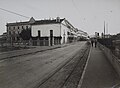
[[31, 17, 78, 46], [6, 17, 80, 46], [6, 17, 35, 45]]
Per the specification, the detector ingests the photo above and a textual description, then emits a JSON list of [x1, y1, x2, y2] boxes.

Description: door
[[50, 30, 53, 46]]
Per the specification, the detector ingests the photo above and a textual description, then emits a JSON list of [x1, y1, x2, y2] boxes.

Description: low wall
[[98, 43, 120, 77]]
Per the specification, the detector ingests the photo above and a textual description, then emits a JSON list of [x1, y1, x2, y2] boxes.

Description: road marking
[[77, 46, 92, 88]]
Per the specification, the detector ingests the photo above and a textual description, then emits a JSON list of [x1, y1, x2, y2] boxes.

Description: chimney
[[56, 17, 60, 22]]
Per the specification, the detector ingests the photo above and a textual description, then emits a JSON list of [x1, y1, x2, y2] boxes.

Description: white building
[[31, 17, 78, 46], [6, 17, 79, 46]]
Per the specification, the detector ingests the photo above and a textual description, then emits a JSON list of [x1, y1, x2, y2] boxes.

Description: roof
[[32, 19, 65, 25], [6, 21, 30, 26], [6, 17, 65, 26]]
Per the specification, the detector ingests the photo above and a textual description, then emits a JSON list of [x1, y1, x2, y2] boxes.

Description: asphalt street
[[0, 41, 86, 88]]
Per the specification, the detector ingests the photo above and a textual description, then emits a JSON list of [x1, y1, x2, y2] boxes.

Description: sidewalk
[[79, 47, 120, 88], [0, 44, 68, 60]]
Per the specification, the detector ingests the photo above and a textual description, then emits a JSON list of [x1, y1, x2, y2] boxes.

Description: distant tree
[[0, 37, 6, 47], [19, 28, 31, 40]]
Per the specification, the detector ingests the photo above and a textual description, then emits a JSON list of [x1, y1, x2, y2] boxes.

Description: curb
[[77, 46, 92, 88]]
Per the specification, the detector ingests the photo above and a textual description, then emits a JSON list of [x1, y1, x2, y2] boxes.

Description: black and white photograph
[[0, 0, 120, 88]]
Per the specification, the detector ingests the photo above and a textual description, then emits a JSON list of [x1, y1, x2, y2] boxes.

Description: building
[[31, 17, 79, 46], [6, 17, 35, 44], [77, 29, 88, 41], [101, 32, 111, 38], [95, 32, 99, 38], [6, 17, 80, 46]]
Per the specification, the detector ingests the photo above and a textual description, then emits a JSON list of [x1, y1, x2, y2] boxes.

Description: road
[[0, 41, 87, 88]]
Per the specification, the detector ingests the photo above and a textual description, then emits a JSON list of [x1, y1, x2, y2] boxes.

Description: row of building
[[5, 17, 88, 46]]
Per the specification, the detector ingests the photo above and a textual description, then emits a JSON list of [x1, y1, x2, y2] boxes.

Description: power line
[[0, 7, 30, 18], [71, 0, 87, 33], [72, 0, 81, 15]]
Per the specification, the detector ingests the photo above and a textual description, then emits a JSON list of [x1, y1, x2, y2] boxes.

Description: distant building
[[77, 30, 88, 41], [0, 32, 7, 39], [95, 32, 99, 38], [6, 17, 34, 43], [100, 32, 111, 39], [101, 32, 104, 38], [6, 17, 79, 46], [104, 34, 111, 38]]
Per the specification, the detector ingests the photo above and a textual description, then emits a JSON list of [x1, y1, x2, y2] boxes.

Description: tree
[[0, 37, 6, 47], [19, 28, 31, 40]]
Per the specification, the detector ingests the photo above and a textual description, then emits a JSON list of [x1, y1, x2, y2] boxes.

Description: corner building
[[6, 17, 78, 46]]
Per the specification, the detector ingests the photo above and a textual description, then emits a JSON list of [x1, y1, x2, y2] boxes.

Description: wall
[[31, 22, 77, 45], [7, 25, 31, 42], [98, 43, 120, 77], [7, 25, 31, 35], [31, 24, 61, 37], [61, 24, 69, 44]]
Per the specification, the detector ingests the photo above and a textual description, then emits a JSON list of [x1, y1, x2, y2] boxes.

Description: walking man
[[91, 38, 94, 47], [94, 38, 97, 48]]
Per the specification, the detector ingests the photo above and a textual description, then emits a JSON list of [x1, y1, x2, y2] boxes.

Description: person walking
[[94, 38, 97, 48], [91, 38, 94, 47]]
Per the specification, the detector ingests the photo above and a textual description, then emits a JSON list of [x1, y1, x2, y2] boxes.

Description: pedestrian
[[91, 38, 94, 47], [94, 38, 97, 48]]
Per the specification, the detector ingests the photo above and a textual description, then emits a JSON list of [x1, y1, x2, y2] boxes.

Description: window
[[22, 26, 24, 29], [18, 26, 19, 29], [26, 26, 28, 29], [9, 27, 11, 30], [11, 31, 13, 34], [9, 31, 11, 35], [50, 30, 53, 37], [15, 31, 18, 34], [67, 32, 70, 35], [13, 31, 15, 34]]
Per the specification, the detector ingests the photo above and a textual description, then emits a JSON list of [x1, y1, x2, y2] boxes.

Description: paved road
[[38, 43, 90, 88], [80, 47, 120, 88], [0, 42, 86, 88]]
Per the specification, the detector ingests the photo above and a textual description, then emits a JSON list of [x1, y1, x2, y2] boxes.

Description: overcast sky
[[0, 0, 120, 35]]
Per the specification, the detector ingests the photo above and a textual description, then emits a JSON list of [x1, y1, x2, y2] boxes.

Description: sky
[[0, 0, 120, 36]]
